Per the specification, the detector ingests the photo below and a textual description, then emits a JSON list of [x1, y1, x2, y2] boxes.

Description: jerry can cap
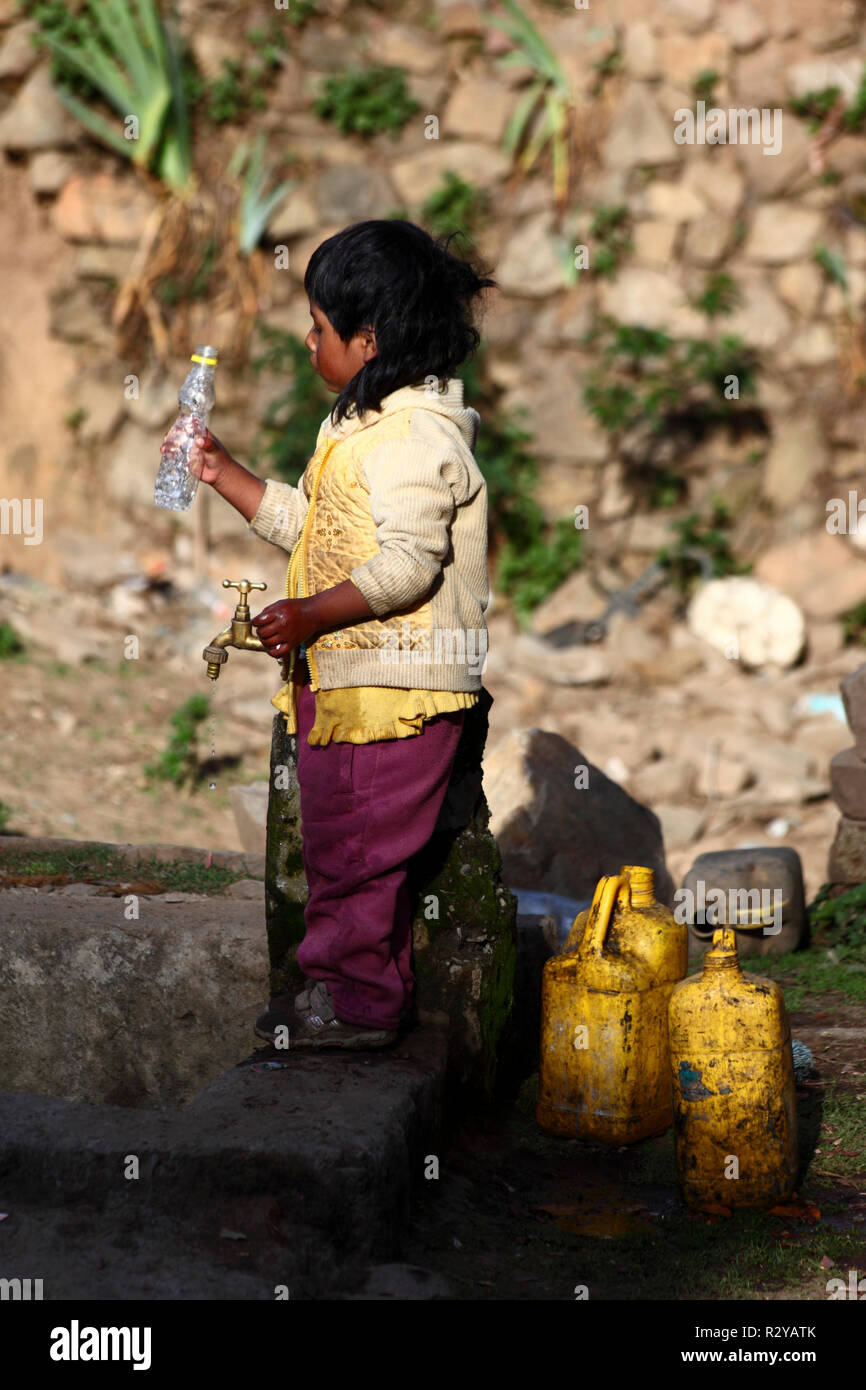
[[704, 927, 743, 974]]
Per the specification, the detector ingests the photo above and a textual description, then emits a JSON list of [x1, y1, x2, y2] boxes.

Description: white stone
[[687, 577, 806, 670]]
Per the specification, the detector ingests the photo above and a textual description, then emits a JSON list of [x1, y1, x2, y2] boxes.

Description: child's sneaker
[[291, 982, 397, 1050], [253, 978, 317, 1042], [254, 980, 408, 1044]]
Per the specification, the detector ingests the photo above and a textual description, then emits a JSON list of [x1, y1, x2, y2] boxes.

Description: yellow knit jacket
[[247, 378, 488, 746]]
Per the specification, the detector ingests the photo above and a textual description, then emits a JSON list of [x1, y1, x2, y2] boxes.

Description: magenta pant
[[294, 673, 465, 1030]]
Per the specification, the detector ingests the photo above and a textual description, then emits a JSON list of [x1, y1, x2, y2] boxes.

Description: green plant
[[28, 0, 193, 192], [693, 271, 742, 319], [63, 406, 88, 431], [583, 316, 759, 437], [485, 0, 575, 206], [841, 599, 866, 645], [249, 326, 333, 484], [421, 171, 490, 247], [655, 500, 750, 591], [791, 85, 843, 131], [0, 800, 10, 832], [0, 621, 25, 659], [280, 0, 318, 27], [144, 693, 210, 790], [647, 467, 688, 510], [814, 243, 848, 290], [497, 518, 583, 626], [587, 204, 632, 279], [808, 883, 866, 950], [207, 58, 249, 123], [313, 64, 420, 137], [693, 68, 720, 106], [228, 133, 294, 257]]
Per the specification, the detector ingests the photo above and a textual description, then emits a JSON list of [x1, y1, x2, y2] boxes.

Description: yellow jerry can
[[668, 928, 798, 1211], [537, 865, 688, 1142]]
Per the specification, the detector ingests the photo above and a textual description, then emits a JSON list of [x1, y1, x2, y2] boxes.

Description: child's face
[[305, 300, 377, 393]]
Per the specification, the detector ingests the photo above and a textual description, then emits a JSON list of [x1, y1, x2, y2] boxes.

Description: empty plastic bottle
[[155, 345, 219, 511]]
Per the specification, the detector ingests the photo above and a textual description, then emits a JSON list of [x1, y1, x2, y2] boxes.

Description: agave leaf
[[518, 97, 555, 171], [552, 127, 569, 205], [88, 0, 151, 97], [52, 83, 139, 160], [37, 29, 132, 112], [240, 179, 293, 255], [161, 11, 192, 190], [502, 80, 544, 156], [157, 134, 194, 194], [133, 0, 167, 65], [499, 0, 563, 84]]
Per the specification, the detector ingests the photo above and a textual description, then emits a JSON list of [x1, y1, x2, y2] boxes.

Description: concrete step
[[0, 1029, 448, 1265]]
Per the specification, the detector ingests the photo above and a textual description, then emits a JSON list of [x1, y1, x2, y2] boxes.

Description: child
[[164, 220, 497, 1050]]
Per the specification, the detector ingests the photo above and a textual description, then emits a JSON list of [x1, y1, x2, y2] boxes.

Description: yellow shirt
[[270, 526, 478, 747]]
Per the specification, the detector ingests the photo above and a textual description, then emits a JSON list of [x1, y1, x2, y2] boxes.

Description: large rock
[[390, 142, 510, 205], [483, 727, 674, 907], [51, 173, 155, 245], [830, 748, 866, 820], [762, 415, 829, 507], [840, 664, 866, 755], [679, 847, 806, 957], [230, 782, 269, 854], [742, 202, 823, 264], [756, 531, 866, 620], [828, 815, 866, 884], [494, 211, 566, 299], [313, 164, 396, 224], [266, 698, 517, 1100], [0, 63, 81, 149], [603, 83, 677, 169]]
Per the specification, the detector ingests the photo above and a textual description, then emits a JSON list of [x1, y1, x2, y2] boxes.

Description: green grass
[[733, 953, 866, 1009], [143, 693, 211, 790], [0, 844, 259, 894], [813, 1088, 866, 1179]]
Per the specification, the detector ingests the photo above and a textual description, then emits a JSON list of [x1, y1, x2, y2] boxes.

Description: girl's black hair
[[303, 219, 498, 427]]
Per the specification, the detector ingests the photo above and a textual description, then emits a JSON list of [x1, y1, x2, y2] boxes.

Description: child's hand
[[160, 421, 235, 485], [252, 599, 319, 660]]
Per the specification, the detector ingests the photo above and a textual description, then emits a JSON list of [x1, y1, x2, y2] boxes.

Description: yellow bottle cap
[[191, 353, 218, 364]]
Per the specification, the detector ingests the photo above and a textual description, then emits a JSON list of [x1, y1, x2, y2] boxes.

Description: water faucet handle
[[223, 578, 267, 603]]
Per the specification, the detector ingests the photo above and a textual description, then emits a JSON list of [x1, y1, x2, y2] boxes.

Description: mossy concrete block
[[265, 713, 308, 1000]]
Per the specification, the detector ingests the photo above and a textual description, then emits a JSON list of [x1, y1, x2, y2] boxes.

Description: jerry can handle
[[586, 873, 627, 957]]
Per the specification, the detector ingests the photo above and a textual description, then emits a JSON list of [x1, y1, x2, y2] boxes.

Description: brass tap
[[203, 579, 286, 681]]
